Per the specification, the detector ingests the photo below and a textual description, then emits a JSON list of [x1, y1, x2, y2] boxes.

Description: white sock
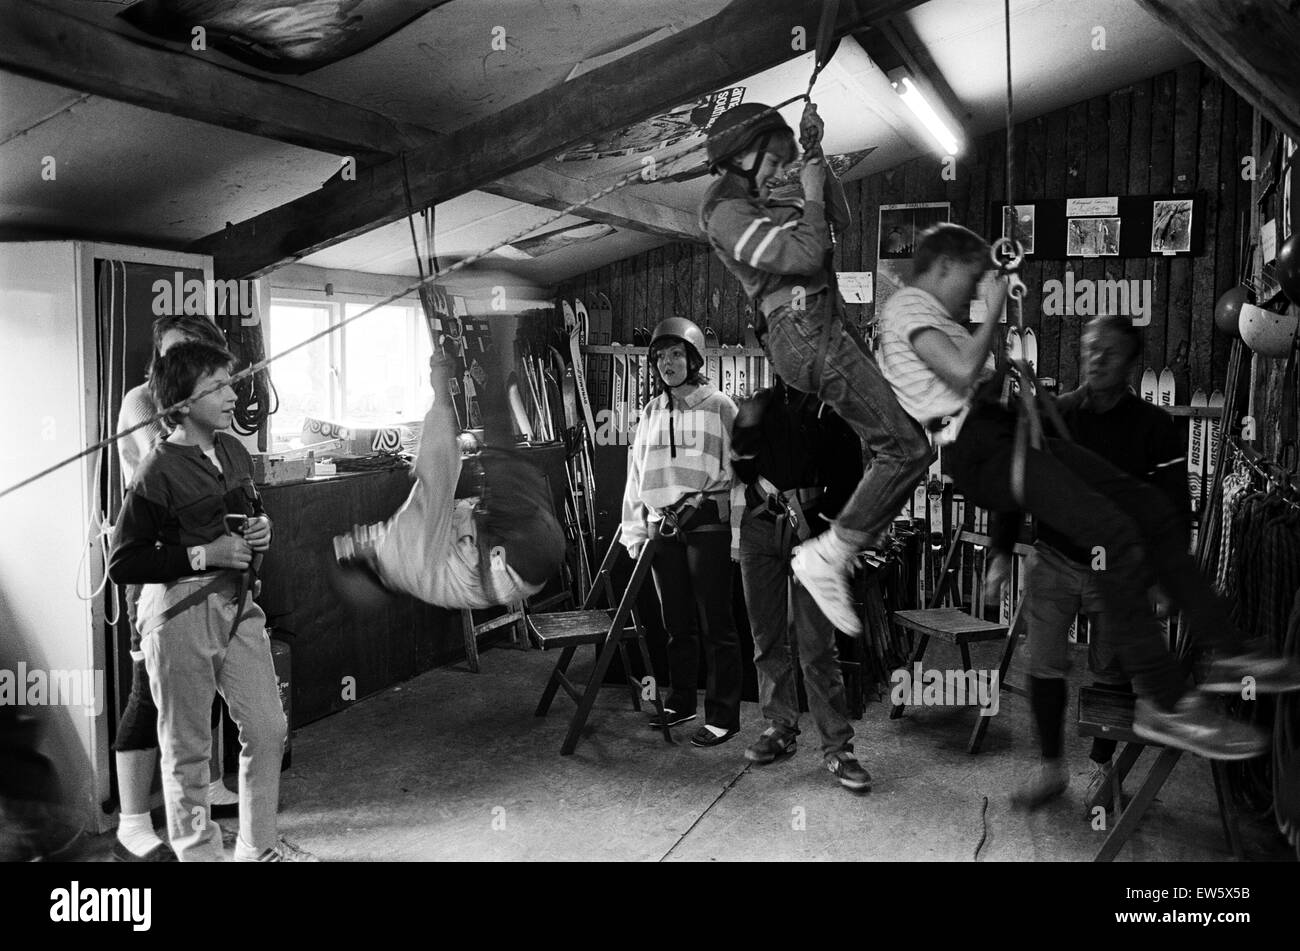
[[704, 724, 728, 738], [208, 779, 239, 806], [117, 812, 164, 856]]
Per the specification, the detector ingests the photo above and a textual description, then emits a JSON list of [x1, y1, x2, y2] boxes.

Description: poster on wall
[[120, 0, 448, 73], [1066, 217, 1120, 257], [1151, 199, 1194, 253], [1001, 204, 1036, 254], [875, 202, 950, 313]]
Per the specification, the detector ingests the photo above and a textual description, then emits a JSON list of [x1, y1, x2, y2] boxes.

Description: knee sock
[[1029, 676, 1067, 760], [117, 812, 164, 855]]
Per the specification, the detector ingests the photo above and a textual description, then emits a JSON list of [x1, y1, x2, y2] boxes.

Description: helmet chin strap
[[722, 132, 775, 197]]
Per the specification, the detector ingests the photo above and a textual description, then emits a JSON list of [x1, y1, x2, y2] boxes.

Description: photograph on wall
[[1151, 199, 1193, 253], [1067, 217, 1120, 257], [1001, 204, 1036, 254], [878, 202, 951, 260]]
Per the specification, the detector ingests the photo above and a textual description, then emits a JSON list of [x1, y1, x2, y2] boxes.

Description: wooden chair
[[1078, 685, 1244, 861], [888, 529, 1031, 753], [529, 534, 671, 755]]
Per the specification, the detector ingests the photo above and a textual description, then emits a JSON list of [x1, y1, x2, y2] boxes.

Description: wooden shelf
[[1163, 405, 1225, 419]]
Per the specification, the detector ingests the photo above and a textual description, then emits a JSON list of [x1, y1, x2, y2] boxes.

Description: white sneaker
[[1133, 693, 1268, 761], [235, 834, 320, 862], [791, 532, 862, 636]]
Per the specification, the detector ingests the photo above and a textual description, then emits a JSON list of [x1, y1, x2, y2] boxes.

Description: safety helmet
[[1239, 302, 1298, 358], [706, 103, 796, 174], [649, 318, 706, 379]]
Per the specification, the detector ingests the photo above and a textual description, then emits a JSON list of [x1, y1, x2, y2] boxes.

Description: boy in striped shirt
[[878, 222, 1298, 762], [700, 102, 931, 637]]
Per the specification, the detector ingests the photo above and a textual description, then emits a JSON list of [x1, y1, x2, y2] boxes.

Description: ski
[[1188, 389, 1208, 543], [1140, 367, 1157, 403]]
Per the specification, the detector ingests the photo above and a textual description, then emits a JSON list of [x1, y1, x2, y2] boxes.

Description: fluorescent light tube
[[893, 76, 960, 157]]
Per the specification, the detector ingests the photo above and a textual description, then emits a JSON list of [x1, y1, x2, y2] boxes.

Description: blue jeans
[[765, 293, 932, 547], [739, 506, 854, 757]]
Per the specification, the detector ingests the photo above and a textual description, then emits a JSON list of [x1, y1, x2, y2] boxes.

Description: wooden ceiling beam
[[1133, 0, 1300, 144], [0, 0, 434, 161], [190, 0, 926, 278]]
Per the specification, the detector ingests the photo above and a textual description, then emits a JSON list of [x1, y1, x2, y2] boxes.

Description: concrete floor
[[80, 637, 1294, 862], [258, 637, 1294, 862]]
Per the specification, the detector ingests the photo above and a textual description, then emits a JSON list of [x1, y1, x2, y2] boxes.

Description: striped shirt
[[700, 175, 848, 306], [877, 287, 994, 424], [620, 383, 745, 552]]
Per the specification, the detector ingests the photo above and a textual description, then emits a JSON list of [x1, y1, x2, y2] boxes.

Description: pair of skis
[[558, 300, 599, 600], [610, 327, 651, 442], [1140, 367, 1224, 549]]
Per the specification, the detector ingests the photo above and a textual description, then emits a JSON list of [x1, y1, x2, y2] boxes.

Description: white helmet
[[1238, 302, 1298, 358]]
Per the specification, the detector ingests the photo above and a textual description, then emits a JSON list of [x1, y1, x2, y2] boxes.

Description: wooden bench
[[1077, 685, 1245, 861]]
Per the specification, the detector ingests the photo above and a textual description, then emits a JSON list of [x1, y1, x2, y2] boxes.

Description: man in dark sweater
[[731, 379, 872, 791], [1013, 316, 1189, 810]]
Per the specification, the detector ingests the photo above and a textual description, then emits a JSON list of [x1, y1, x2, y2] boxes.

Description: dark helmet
[[650, 318, 706, 366], [705, 103, 795, 172]]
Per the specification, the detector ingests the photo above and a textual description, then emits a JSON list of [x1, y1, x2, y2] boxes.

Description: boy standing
[[701, 102, 932, 637], [732, 379, 871, 789], [110, 341, 312, 862]]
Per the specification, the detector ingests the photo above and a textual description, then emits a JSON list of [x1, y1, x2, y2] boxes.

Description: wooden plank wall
[[558, 62, 1253, 398]]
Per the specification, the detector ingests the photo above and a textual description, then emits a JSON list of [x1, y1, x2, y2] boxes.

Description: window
[[267, 295, 432, 447]]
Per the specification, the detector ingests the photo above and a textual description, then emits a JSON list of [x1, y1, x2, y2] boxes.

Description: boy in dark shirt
[[110, 341, 312, 862], [1013, 317, 1188, 809], [732, 380, 871, 790]]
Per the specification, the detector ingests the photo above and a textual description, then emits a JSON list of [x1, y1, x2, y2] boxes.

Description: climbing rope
[[1, 0, 848, 502]]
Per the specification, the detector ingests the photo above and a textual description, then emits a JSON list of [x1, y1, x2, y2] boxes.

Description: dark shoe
[[1010, 760, 1069, 811], [690, 726, 739, 748], [1199, 649, 1300, 695], [648, 708, 696, 729], [112, 839, 177, 863], [825, 752, 872, 791], [1134, 694, 1269, 760], [745, 727, 797, 763]]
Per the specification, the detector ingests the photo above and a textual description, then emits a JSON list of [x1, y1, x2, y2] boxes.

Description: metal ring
[[990, 236, 1025, 272], [1008, 276, 1027, 301]]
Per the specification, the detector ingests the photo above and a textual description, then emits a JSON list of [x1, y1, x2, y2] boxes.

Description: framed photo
[[1001, 204, 1036, 254], [1151, 199, 1193, 253], [1067, 217, 1121, 257]]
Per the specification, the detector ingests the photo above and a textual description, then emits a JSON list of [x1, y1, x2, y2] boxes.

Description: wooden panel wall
[[559, 62, 1253, 397]]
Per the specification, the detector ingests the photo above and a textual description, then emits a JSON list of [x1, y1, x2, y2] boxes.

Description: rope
[[1, 81, 824, 502]]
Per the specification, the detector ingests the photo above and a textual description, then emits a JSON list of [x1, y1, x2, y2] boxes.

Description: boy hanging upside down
[[331, 354, 566, 612], [700, 101, 932, 636], [875, 222, 1300, 762]]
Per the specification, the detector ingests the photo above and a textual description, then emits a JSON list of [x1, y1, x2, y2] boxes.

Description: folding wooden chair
[[888, 528, 1031, 753], [528, 534, 672, 755]]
